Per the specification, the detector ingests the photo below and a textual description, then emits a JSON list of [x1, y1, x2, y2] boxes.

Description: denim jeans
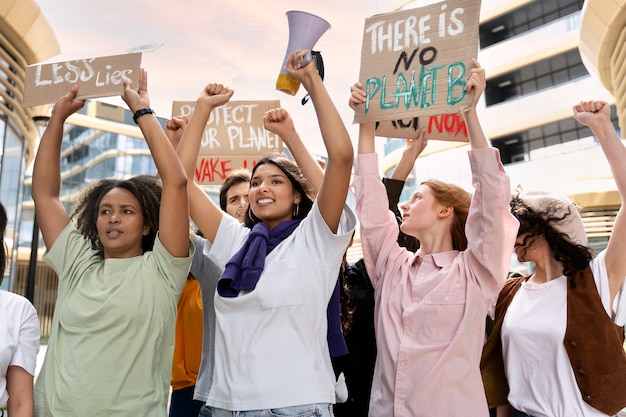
[[200, 403, 334, 417]]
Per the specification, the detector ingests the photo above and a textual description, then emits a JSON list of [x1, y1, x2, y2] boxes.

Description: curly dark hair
[[510, 194, 593, 286], [244, 154, 314, 228], [71, 175, 162, 256]]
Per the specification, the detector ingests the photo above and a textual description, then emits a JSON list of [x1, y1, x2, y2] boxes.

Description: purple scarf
[[218, 219, 301, 297]]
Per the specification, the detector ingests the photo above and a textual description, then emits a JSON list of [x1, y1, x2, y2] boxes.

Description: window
[[485, 49, 588, 106], [491, 106, 620, 164], [480, 0, 584, 48]]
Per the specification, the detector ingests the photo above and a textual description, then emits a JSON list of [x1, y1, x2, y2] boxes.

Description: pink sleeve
[[350, 153, 415, 288], [464, 148, 519, 296]]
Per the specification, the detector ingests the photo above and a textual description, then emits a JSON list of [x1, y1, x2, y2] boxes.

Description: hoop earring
[[248, 209, 256, 222], [293, 203, 300, 218]]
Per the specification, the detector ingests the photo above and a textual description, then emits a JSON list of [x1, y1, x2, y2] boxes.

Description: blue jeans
[[169, 386, 204, 417], [512, 410, 535, 417], [200, 403, 334, 417]]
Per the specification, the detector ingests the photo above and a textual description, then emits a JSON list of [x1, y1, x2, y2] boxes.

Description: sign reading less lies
[[22, 52, 142, 107], [172, 100, 283, 186], [354, 0, 481, 142]]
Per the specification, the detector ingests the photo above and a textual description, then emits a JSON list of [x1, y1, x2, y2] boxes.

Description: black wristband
[[133, 108, 155, 124]]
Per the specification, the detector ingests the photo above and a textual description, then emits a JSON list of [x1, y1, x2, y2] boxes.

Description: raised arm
[[350, 82, 377, 155], [351, 82, 426, 250], [264, 108, 323, 196], [572, 100, 626, 302], [461, 59, 489, 150], [389, 136, 427, 181], [287, 51, 353, 233], [31, 86, 85, 249], [176, 83, 234, 243], [385, 134, 426, 251], [121, 69, 189, 257]]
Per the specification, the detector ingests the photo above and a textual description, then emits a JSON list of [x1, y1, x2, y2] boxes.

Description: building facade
[[0, 0, 59, 292]]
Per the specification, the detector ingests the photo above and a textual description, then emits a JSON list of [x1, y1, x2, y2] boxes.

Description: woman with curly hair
[[32, 70, 193, 417], [482, 100, 626, 417]]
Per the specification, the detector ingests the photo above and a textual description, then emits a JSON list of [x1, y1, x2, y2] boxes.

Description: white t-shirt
[[204, 202, 356, 411], [0, 290, 40, 407], [501, 250, 625, 417]]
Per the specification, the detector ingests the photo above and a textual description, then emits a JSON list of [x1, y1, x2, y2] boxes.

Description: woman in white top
[[177, 50, 356, 417], [0, 202, 40, 417], [484, 100, 626, 417]]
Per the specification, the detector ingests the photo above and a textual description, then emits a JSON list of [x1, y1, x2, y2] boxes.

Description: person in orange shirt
[[169, 268, 204, 417], [165, 115, 205, 417]]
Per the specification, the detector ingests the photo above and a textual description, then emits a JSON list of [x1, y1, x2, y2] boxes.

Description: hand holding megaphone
[[276, 11, 330, 96], [300, 51, 313, 67], [286, 50, 320, 86]]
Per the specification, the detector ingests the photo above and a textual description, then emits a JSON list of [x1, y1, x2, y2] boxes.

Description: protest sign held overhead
[[23, 52, 142, 107], [172, 100, 282, 185], [354, 0, 481, 142]]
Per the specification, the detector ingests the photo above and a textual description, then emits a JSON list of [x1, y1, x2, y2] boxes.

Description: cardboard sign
[[172, 100, 282, 185], [355, 0, 481, 142], [23, 52, 142, 107], [374, 113, 469, 141]]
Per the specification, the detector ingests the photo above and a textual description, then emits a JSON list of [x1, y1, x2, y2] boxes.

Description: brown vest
[[480, 267, 626, 415]]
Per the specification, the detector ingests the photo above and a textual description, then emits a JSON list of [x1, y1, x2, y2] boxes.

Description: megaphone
[[276, 11, 331, 96]]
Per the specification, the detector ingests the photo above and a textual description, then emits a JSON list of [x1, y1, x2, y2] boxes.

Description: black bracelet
[[133, 108, 155, 124]]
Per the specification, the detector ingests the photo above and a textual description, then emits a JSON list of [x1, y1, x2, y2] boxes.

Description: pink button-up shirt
[[351, 148, 518, 417]]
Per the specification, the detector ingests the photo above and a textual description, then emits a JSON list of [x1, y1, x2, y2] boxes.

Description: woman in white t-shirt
[[0, 202, 40, 417], [482, 100, 626, 417], [176, 50, 356, 417]]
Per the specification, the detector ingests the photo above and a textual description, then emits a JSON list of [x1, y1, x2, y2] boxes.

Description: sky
[[34, 0, 415, 156]]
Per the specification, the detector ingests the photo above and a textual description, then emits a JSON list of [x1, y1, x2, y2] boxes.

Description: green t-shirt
[[34, 223, 193, 417]]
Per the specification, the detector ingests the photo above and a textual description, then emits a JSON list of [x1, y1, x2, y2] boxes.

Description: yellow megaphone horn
[[276, 10, 331, 96]]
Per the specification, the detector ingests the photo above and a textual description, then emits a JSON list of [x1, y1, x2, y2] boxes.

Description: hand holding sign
[[349, 82, 367, 111], [50, 85, 86, 121], [354, 0, 481, 142], [460, 58, 489, 150], [463, 58, 486, 111], [23, 52, 142, 108], [121, 68, 150, 114]]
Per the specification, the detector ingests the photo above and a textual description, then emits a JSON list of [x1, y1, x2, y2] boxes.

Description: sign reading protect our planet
[[172, 100, 282, 186], [354, 0, 481, 142]]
